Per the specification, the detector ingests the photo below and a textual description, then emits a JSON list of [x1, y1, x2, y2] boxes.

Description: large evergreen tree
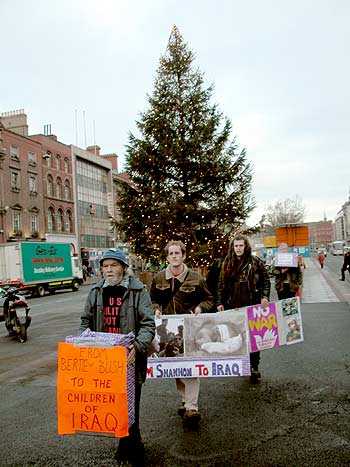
[[117, 26, 254, 267]]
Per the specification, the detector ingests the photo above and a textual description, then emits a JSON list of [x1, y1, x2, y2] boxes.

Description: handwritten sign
[[247, 303, 279, 352], [57, 343, 129, 438]]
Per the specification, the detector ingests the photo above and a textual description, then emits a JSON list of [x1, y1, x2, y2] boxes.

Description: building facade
[[30, 133, 77, 252], [335, 199, 350, 243], [306, 220, 334, 250], [0, 120, 45, 244], [71, 145, 114, 271]]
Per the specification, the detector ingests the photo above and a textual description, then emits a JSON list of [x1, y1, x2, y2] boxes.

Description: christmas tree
[[117, 26, 254, 267]]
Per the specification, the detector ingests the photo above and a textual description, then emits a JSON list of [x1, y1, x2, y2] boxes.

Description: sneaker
[[177, 402, 186, 417], [250, 369, 261, 384]]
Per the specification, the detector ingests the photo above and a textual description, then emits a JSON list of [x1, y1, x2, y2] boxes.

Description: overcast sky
[[1, 0, 349, 225]]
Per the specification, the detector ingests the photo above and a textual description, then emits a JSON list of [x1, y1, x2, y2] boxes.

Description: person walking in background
[[216, 235, 270, 384], [340, 250, 350, 281], [318, 250, 326, 269], [272, 243, 303, 300], [150, 240, 213, 426], [80, 249, 155, 466]]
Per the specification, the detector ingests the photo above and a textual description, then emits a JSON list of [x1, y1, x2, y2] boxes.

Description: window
[[31, 214, 38, 233], [47, 207, 55, 232], [47, 152, 52, 168], [56, 177, 62, 199], [65, 210, 73, 233], [28, 152, 37, 164], [64, 180, 71, 200], [29, 175, 36, 192], [47, 175, 54, 197], [56, 155, 61, 171], [12, 211, 21, 232], [56, 209, 64, 231], [11, 171, 20, 190], [64, 158, 69, 173], [10, 145, 19, 160]]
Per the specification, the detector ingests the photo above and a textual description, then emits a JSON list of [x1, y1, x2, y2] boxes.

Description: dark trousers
[[341, 267, 349, 280], [250, 351, 260, 371], [118, 382, 143, 451], [277, 284, 296, 300]]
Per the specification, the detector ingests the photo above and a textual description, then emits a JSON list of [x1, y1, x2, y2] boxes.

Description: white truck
[[0, 242, 83, 297]]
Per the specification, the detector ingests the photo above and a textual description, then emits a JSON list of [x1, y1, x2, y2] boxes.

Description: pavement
[[0, 257, 349, 466], [301, 258, 339, 303]]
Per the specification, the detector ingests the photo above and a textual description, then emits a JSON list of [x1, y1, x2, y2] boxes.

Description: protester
[[80, 249, 155, 466], [150, 240, 213, 426], [340, 250, 350, 281], [216, 235, 270, 383], [272, 243, 303, 300]]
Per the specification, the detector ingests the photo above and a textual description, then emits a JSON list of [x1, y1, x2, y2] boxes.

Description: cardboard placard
[[57, 343, 129, 438]]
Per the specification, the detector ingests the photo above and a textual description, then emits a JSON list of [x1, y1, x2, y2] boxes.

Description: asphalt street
[[0, 260, 349, 467]]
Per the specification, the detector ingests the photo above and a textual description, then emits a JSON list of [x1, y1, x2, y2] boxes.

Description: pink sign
[[247, 303, 279, 352]]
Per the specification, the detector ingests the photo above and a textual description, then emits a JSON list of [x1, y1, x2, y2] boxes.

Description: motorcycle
[[0, 286, 31, 343]]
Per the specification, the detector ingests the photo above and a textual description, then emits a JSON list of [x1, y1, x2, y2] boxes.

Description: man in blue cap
[[80, 249, 155, 466]]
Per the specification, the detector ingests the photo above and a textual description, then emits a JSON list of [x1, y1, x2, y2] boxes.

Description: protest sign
[[247, 297, 303, 351], [147, 298, 303, 379], [274, 252, 298, 267], [247, 302, 279, 352], [57, 343, 129, 438], [147, 311, 251, 378]]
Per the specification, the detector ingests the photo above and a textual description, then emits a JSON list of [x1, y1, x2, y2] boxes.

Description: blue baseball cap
[[100, 249, 129, 268]]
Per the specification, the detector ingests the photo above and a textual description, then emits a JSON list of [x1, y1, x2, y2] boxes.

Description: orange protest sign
[[57, 343, 129, 438]]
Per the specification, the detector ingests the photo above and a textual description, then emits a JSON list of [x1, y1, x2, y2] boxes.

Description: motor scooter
[[0, 287, 31, 343]]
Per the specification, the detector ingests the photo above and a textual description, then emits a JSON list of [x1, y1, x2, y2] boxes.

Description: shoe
[[115, 441, 145, 467], [183, 409, 201, 430], [250, 368, 261, 384], [177, 402, 186, 417], [339, 278, 345, 281], [183, 409, 201, 421]]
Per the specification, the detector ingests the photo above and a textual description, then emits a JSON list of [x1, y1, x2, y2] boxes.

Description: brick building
[[30, 133, 77, 253], [306, 220, 334, 250], [0, 118, 45, 243]]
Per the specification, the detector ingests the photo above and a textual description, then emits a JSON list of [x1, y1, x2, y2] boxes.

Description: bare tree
[[263, 196, 306, 228]]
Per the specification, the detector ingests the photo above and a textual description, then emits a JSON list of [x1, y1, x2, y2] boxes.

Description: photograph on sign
[[153, 315, 184, 358], [184, 310, 247, 357]]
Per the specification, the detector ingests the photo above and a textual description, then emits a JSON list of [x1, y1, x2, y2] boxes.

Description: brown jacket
[[150, 268, 213, 315]]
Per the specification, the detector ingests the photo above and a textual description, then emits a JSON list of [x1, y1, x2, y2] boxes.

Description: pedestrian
[[150, 240, 213, 426], [340, 250, 350, 281], [80, 249, 155, 466], [318, 250, 325, 269], [82, 264, 88, 282], [216, 235, 270, 384]]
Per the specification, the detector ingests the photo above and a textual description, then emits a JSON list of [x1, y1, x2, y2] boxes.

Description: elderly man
[[81, 249, 155, 466], [150, 240, 213, 426]]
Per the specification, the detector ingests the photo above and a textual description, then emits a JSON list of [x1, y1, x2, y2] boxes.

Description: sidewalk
[[301, 257, 339, 303]]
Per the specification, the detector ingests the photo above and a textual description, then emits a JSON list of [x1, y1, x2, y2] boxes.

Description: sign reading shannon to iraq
[[147, 297, 303, 379]]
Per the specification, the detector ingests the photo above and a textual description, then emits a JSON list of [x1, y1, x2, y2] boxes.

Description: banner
[[148, 309, 251, 379], [147, 298, 303, 379], [57, 343, 129, 438]]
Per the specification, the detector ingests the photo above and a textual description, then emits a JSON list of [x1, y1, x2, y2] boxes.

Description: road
[[0, 271, 350, 466]]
